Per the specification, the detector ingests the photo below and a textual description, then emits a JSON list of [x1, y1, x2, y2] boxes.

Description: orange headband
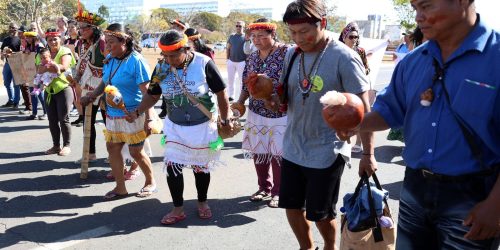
[[247, 22, 277, 31], [158, 34, 189, 52], [187, 34, 201, 41]]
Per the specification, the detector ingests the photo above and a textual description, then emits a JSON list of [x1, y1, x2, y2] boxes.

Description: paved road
[[0, 63, 406, 250]]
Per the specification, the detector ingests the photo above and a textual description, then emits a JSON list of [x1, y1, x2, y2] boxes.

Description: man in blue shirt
[[338, 0, 499, 249]]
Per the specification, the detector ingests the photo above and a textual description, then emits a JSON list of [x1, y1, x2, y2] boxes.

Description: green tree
[[98, 5, 110, 19], [150, 8, 180, 23], [191, 12, 222, 31], [393, 0, 416, 31]]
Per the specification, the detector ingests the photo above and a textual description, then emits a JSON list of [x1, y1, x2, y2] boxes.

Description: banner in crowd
[[8, 52, 36, 85]]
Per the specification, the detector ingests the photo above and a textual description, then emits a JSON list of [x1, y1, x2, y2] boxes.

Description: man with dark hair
[[338, 0, 500, 249], [277, 0, 376, 249], [1, 23, 22, 109]]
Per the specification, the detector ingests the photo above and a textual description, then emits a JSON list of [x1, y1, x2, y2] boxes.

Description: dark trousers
[[20, 84, 31, 110], [397, 167, 500, 249], [166, 165, 210, 207], [82, 104, 99, 154], [46, 87, 73, 147]]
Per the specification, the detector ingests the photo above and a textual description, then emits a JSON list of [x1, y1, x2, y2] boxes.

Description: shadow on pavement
[[0, 160, 83, 175], [0, 151, 43, 160], [222, 141, 242, 150], [0, 124, 48, 133], [382, 181, 403, 200], [0, 196, 261, 248], [0, 193, 104, 218], [0, 169, 111, 192]]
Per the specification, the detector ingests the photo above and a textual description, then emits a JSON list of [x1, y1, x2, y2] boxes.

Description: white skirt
[[242, 110, 287, 164], [163, 117, 222, 176]]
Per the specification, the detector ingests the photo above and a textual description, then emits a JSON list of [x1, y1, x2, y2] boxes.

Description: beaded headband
[[247, 22, 277, 31], [187, 34, 201, 41], [158, 34, 189, 52], [103, 30, 130, 40], [23, 31, 38, 37], [45, 32, 60, 38]]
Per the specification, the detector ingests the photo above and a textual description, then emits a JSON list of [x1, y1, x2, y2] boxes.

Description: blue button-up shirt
[[373, 16, 500, 176]]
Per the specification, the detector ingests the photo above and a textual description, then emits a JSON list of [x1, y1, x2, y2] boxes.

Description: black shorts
[[278, 155, 345, 221]]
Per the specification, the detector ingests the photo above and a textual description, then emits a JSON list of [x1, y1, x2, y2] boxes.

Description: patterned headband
[[247, 22, 277, 31], [341, 22, 359, 41], [103, 30, 130, 40], [45, 32, 60, 38], [159, 34, 189, 52]]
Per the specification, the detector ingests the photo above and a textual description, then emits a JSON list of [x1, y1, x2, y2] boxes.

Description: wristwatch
[[220, 118, 230, 126]]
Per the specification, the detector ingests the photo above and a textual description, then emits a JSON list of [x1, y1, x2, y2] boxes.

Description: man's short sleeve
[[372, 62, 407, 128], [338, 51, 370, 94]]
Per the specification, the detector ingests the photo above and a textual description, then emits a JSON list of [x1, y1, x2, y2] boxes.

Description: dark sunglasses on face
[[235, 25, 242, 28], [348, 35, 359, 40]]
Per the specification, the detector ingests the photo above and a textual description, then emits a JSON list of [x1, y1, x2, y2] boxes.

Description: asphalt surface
[[0, 63, 406, 250]]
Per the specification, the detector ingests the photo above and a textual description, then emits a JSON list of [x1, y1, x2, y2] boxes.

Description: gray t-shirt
[[280, 40, 370, 169], [227, 33, 247, 62]]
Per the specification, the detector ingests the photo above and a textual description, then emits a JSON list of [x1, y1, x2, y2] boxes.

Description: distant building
[[81, 0, 159, 24], [160, 0, 230, 17], [353, 14, 383, 39]]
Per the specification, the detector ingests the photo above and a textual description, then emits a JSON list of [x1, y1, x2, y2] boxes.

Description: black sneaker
[[12, 104, 19, 110], [158, 110, 167, 119], [26, 115, 37, 120], [71, 115, 84, 126], [1, 101, 13, 107]]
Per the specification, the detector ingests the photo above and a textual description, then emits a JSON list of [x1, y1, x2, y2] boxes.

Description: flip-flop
[[161, 213, 186, 225], [103, 190, 129, 200], [198, 207, 212, 219], [136, 184, 157, 198], [249, 190, 270, 202]]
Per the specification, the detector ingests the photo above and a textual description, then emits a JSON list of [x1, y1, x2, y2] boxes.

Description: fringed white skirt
[[242, 110, 287, 165], [163, 117, 222, 176], [104, 114, 148, 144]]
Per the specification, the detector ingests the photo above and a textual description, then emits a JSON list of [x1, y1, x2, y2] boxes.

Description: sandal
[[136, 184, 157, 198], [103, 190, 129, 200], [45, 146, 61, 155], [198, 207, 213, 219], [268, 196, 279, 208], [125, 169, 141, 180], [249, 190, 270, 202], [161, 213, 186, 225], [105, 168, 128, 181]]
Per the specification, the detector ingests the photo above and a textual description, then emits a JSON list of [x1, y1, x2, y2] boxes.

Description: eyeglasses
[[235, 25, 242, 28], [348, 35, 359, 40]]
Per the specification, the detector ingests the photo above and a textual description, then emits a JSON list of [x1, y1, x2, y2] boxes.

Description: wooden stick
[[80, 103, 92, 179]]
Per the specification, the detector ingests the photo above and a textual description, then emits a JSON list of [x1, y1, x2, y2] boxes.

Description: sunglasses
[[348, 35, 359, 40], [235, 25, 242, 28]]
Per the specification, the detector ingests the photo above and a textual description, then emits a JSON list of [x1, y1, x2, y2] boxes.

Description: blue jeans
[[397, 168, 500, 249], [3, 62, 20, 104], [30, 87, 46, 116]]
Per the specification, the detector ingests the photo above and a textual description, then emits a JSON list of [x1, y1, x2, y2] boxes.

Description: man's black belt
[[410, 166, 498, 182]]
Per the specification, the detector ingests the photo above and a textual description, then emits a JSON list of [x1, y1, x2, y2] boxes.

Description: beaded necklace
[[297, 38, 330, 105], [258, 40, 277, 71], [170, 52, 192, 108]]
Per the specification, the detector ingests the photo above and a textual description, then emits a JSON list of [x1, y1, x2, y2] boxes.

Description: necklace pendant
[[262, 63, 267, 69], [302, 93, 309, 105], [420, 88, 434, 107], [302, 79, 309, 88]]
